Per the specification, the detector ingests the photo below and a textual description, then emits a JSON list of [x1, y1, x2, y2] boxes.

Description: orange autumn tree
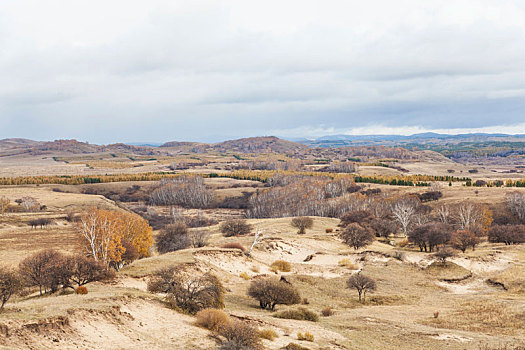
[[78, 207, 152, 269]]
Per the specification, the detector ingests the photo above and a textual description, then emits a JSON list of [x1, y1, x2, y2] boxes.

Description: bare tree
[[391, 197, 418, 236], [346, 273, 376, 303], [247, 227, 264, 256], [150, 176, 215, 208], [506, 192, 525, 223], [437, 204, 451, 225]]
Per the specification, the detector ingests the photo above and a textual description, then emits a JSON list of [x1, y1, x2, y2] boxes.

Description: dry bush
[[28, 218, 53, 229], [148, 266, 225, 314], [0, 267, 22, 311], [270, 260, 291, 272], [433, 247, 457, 265], [188, 230, 210, 248], [247, 277, 301, 310], [338, 259, 359, 270], [219, 320, 263, 350], [321, 307, 334, 317], [291, 217, 313, 234], [347, 273, 376, 303], [239, 272, 250, 280], [221, 242, 246, 252], [258, 328, 278, 341], [195, 308, 230, 332], [75, 286, 88, 295], [156, 222, 191, 254], [340, 223, 375, 250], [325, 228, 333, 233], [220, 219, 252, 237], [297, 332, 314, 342], [273, 307, 319, 322]]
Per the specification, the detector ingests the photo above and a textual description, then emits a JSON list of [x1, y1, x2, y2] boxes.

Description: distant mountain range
[[292, 133, 525, 148]]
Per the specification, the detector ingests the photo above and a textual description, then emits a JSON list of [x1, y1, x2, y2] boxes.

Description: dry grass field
[[1, 149, 525, 350]]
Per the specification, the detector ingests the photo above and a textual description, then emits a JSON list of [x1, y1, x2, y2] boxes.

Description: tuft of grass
[[270, 260, 291, 272], [321, 307, 334, 317], [273, 307, 319, 322], [297, 331, 314, 342], [239, 272, 251, 280], [258, 328, 278, 341], [195, 308, 231, 332]]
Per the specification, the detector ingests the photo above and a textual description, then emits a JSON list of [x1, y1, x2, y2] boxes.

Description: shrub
[[148, 266, 225, 314], [195, 308, 230, 332], [156, 222, 191, 254], [297, 332, 314, 342], [188, 230, 210, 248], [433, 247, 457, 265], [221, 242, 246, 252], [220, 219, 252, 237], [28, 218, 53, 229], [0, 267, 22, 311], [347, 273, 376, 303], [321, 307, 334, 317], [340, 223, 375, 250], [75, 286, 88, 295], [219, 320, 263, 350], [325, 228, 333, 233], [273, 307, 319, 322], [258, 328, 278, 341], [239, 272, 250, 280], [247, 277, 301, 310], [291, 217, 314, 234], [270, 260, 291, 272]]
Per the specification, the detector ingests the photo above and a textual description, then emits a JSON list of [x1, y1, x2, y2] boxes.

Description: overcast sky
[[1, 0, 525, 143]]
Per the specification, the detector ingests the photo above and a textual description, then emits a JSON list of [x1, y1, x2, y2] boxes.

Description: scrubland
[[0, 144, 525, 349]]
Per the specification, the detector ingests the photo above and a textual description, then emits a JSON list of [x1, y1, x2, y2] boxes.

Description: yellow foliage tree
[[78, 207, 152, 269]]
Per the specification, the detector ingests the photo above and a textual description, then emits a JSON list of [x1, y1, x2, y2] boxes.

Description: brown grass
[[424, 299, 525, 336]]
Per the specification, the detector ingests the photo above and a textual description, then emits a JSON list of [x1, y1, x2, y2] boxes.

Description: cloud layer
[[1, 0, 524, 142]]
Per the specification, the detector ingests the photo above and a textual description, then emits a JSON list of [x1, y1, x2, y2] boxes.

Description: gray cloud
[[0, 0, 524, 143]]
